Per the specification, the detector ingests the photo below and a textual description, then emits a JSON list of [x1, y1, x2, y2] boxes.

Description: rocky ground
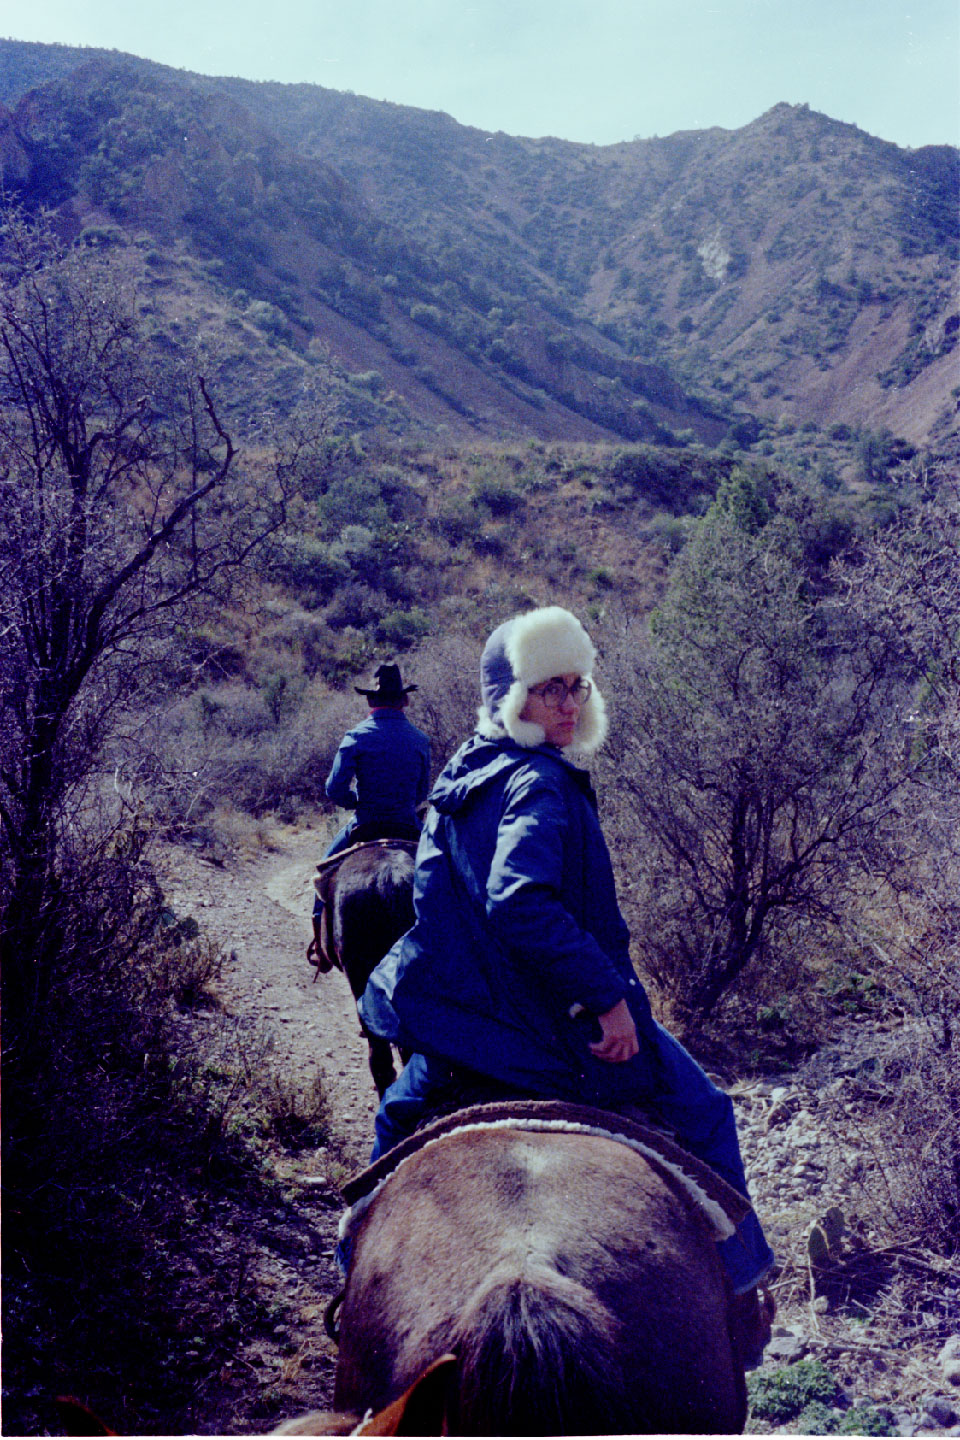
[[156, 820, 960, 1436]]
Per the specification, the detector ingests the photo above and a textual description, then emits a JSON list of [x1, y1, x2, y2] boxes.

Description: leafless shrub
[[154, 931, 224, 1010], [257, 1071, 331, 1151], [0, 208, 287, 1052], [132, 680, 358, 836], [405, 632, 484, 773]]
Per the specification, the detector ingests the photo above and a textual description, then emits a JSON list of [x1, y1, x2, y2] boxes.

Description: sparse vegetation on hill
[[1, 38, 955, 465], [207, 78, 958, 458]]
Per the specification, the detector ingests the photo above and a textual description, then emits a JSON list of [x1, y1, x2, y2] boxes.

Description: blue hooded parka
[[361, 730, 659, 1106], [356, 605, 775, 1296]]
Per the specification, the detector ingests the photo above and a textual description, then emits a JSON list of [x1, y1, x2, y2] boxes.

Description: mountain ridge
[[0, 38, 956, 463]]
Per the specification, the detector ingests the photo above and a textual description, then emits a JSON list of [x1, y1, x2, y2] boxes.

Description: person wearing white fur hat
[[359, 604, 774, 1360]]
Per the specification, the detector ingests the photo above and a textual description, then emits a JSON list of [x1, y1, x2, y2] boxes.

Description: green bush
[[349, 369, 386, 395], [794, 1400, 899, 1435], [376, 607, 431, 649], [471, 475, 525, 517], [245, 299, 294, 345], [434, 496, 486, 546], [747, 1360, 839, 1423], [646, 512, 689, 554], [798, 1400, 843, 1434], [273, 534, 352, 601], [316, 474, 391, 533], [325, 582, 381, 632], [409, 302, 445, 332]]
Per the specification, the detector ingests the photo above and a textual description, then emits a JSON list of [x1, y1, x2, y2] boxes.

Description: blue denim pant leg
[[645, 1021, 776, 1294], [337, 1053, 450, 1275], [370, 1052, 454, 1162]]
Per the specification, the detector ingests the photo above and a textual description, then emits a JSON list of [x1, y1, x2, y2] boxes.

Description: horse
[[280, 1102, 751, 1436], [310, 837, 415, 1098]]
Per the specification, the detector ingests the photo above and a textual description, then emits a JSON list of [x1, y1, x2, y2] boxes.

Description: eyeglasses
[[527, 677, 592, 708]]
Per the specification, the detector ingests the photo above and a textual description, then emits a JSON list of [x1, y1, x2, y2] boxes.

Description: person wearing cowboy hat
[[323, 663, 431, 856], [357, 606, 775, 1365], [309, 663, 431, 963]]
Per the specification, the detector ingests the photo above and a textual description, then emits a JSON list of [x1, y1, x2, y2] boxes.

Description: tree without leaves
[[0, 210, 286, 1051], [842, 470, 959, 777], [833, 471, 960, 1249], [598, 499, 913, 1021]]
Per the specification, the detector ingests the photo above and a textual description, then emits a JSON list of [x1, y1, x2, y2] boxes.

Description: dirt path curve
[[157, 821, 380, 1170], [154, 821, 386, 1433]]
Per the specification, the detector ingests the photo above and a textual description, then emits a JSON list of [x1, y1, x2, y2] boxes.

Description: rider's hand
[[589, 998, 640, 1063]]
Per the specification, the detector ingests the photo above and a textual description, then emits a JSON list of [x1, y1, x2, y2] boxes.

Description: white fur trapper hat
[[477, 605, 608, 755]]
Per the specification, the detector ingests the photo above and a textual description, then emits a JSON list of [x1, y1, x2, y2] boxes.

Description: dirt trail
[[154, 822, 386, 1433], [158, 822, 379, 1169]]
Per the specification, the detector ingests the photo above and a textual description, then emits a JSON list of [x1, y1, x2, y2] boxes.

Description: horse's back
[[335, 843, 415, 907], [335, 1126, 746, 1435], [331, 845, 415, 993]]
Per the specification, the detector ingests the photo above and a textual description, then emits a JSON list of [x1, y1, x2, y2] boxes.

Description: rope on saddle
[[338, 1098, 752, 1247], [313, 835, 418, 881]]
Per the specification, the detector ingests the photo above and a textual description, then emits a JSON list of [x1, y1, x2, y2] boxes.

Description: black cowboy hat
[[354, 663, 417, 701]]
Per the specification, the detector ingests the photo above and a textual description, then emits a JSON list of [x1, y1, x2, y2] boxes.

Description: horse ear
[[53, 1397, 117, 1435], [355, 1353, 458, 1436]]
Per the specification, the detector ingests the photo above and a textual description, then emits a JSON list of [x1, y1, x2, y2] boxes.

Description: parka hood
[[430, 733, 587, 816]]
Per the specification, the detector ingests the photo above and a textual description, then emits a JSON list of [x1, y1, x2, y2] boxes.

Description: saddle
[[331, 1099, 774, 1370], [308, 832, 418, 977], [339, 1098, 752, 1243]]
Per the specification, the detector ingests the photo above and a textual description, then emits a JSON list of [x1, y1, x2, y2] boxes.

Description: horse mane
[[451, 1264, 635, 1436]]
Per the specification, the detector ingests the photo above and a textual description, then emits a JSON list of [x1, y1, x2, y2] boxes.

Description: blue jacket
[[360, 732, 659, 1106], [325, 709, 431, 831]]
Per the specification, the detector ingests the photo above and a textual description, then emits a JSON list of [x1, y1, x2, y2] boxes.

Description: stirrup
[[730, 1282, 775, 1370], [324, 1287, 345, 1343]]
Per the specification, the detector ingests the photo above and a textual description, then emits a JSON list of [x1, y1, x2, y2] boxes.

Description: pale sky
[[5, 0, 959, 149]]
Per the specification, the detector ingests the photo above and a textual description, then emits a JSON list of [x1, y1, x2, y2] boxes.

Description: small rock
[[920, 1396, 959, 1427], [764, 1334, 806, 1363], [943, 1338, 960, 1364]]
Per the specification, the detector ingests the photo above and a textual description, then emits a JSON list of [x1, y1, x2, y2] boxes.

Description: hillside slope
[[0, 46, 723, 445], [208, 75, 960, 451], [0, 38, 956, 461]]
